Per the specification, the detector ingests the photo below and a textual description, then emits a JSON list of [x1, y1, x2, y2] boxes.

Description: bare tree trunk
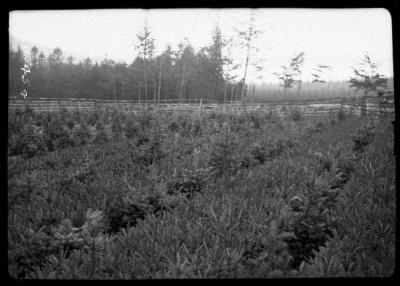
[[230, 84, 235, 114], [158, 58, 162, 104], [179, 65, 186, 103], [144, 63, 148, 103], [223, 84, 228, 113], [241, 20, 253, 103], [297, 79, 302, 96], [138, 83, 141, 103], [234, 84, 239, 102], [223, 84, 227, 104], [113, 80, 116, 102], [241, 47, 250, 102], [214, 79, 219, 102]]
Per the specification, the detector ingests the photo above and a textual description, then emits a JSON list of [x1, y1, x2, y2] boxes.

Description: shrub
[[208, 135, 239, 178], [176, 114, 189, 130], [248, 112, 262, 129], [72, 123, 92, 146], [137, 113, 154, 130], [111, 114, 123, 135], [167, 169, 207, 199], [264, 110, 275, 121], [125, 119, 139, 138], [288, 109, 302, 121], [8, 172, 41, 208], [238, 153, 256, 169], [93, 123, 109, 143], [66, 119, 75, 129], [168, 121, 180, 132], [315, 121, 325, 130], [10, 231, 60, 278], [191, 119, 202, 136], [105, 198, 147, 234], [43, 119, 73, 151], [250, 143, 268, 164], [105, 192, 173, 234], [134, 135, 165, 167], [265, 138, 287, 158], [8, 124, 47, 157], [87, 111, 100, 126], [337, 110, 346, 121], [331, 156, 356, 189], [352, 123, 375, 154], [136, 134, 150, 146], [9, 209, 108, 278], [283, 179, 340, 269], [209, 112, 217, 120], [314, 152, 333, 173]]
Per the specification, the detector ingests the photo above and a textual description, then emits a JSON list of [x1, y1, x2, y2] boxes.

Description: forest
[[9, 22, 248, 103]]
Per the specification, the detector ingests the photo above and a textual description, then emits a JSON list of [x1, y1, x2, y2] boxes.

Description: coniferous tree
[[348, 54, 387, 116], [208, 22, 226, 101], [8, 23, 257, 103], [290, 52, 305, 96], [311, 64, 332, 84], [273, 66, 295, 97], [175, 39, 196, 103]]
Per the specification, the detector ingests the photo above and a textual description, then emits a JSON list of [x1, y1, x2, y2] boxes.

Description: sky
[[9, 8, 394, 84]]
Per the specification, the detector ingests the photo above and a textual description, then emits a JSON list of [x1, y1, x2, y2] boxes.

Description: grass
[[8, 106, 395, 278]]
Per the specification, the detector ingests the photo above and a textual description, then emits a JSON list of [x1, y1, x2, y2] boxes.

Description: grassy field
[[8, 106, 395, 278], [251, 78, 394, 101]]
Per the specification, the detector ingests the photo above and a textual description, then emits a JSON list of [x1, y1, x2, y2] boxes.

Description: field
[[8, 106, 395, 278]]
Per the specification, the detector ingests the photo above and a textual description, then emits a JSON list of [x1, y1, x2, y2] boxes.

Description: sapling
[[348, 54, 387, 116]]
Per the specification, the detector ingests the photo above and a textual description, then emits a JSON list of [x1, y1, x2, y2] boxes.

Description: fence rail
[[8, 92, 394, 117]]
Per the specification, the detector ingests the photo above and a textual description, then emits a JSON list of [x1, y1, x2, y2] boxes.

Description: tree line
[[9, 22, 255, 103], [9, 18, 389, 103]]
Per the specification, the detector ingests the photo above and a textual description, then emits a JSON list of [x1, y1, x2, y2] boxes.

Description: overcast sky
[[9, 8, 393, 83]]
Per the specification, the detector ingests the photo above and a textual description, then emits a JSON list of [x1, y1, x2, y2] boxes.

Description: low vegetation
[[8, 106, 395, 278]]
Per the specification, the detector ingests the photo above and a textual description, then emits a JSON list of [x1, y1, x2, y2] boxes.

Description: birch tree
[[223, 37, 240, 104], [135, 21, 155, 103], [235, 10, 264, 102]]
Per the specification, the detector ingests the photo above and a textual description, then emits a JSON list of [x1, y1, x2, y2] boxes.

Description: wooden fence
[[8, 91, 394, 117]]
